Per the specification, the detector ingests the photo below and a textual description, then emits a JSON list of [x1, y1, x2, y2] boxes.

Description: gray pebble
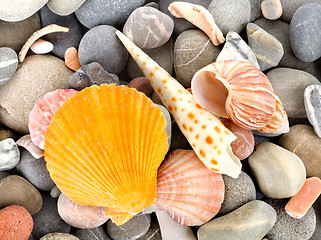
[[304, 85, 321, 138], [78, 25, 128, 75], [248, 0, 263, 21], [145, 2, 159, 9], [137, 214, 161, 240], [50, 185, 61, 198], [280, 0, 321, 23], [73, 226, 111, 240], [0, 138, 20, 171], [0, 47, 18, 85], [0, 171, 10, 181], [311, 196, 321, 239]]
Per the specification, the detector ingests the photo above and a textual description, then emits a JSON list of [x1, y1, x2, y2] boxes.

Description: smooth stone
[[216, 31, 259, 69], [0, 205, 33, 240], [289, 3, 321, 62], [174, 29, 220, 87], [169, 121, 192, 152], [126, 38, 173, 79], [50, 186, 61, 198], [151, 91, 164, 106], [265, 199, 316, 240], [127, 77, 153, 96], [75, 0, 146, 28], [219, 171, 256, 215], [58, 193, 109, 229], [73, 226, 111, 240], [158, 0, 212, 35], [40, 233, 79, 240], [47, 0, 86, 15], [0, 55, 71, 133], [280, 0, 321, 23], [249, 142, 306, 198], [0, 175, 43, 215], [247, 23, 284, 71], [30, 39, 54, 54], [311, 196, 321, 239], [0, 138, 20, 171], [0, 13, 41, 52], [261, 0, 283, 20], [106, 214, 151, 240], [145, 2, 159, 9], [249, 0, 263, 21], [0, 47, 18, 85], [0, 0, 47, 22], [198, 200, 277, 240], [266, 67, 321, 118], [304, 85, 321, 137], [123, 7, 174, 49], [69, 62, 120, 91], [156, 104, 172, 148], [32, 195, 71, 239], [78, 25, 128, 75], [0, 171, 9, 181], [137, 214, 161, 240], [41, 5, 83, 59], [16, 148, 55, 191], [208, 0, 251, 35], [0, 126, 16, 141], [279, 124, 321, 179]]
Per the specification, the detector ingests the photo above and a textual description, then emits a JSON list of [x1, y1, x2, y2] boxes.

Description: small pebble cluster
[[1, 0, 321, 240]]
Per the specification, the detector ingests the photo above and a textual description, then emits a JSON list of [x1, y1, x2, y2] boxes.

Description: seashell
[[191, 60, 277, 130], [168, 2, 224, 46], [44, 84, 168, 225], [116, 30, 241, 179], [65, 47, 81, 71], [29, 89, 78, 150], [16, 134, 44, 159], [156, 149, 225, 226], [30, 39, 54, 54], [19, 24, 69, 62]]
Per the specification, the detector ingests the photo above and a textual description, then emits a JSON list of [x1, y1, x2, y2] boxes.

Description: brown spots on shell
[[178, 89, 183, 94], [164, 86, 168, 89], [181, 108, 185, 112], [188, 113, 195, 120], [172, 97, 177, 102], [211, 159, 218, 165], [155, 66, 159, 70], [224, 130, 229, 135], [162, 79, 167, 84], [147, 57, 151, 60], [189, 127, 193, 132], [192, 143, 196, 148], [195, 134, 199, 140], [182, 123, 188, 131], [202, 125, 206, 130], [157, 88, 161, 93], [194, 119, 198, 124], [174, 106, 178, 111], [215, 126, 221, 133], [177, 117, 180, 121], [219, 137, 223, 143], [206, 136, 213, 144], [168, 105, 173, 111], [179, 98, 183, 101], [188, 100, 191, 103], [143, 62, 146, 66], [210, 167, 220, 172], [150, 72, 154, 77], [217, 150, 222, 156], [134, 59, 138, 62], [199, 149, 206, 158], [137, 54, 140, 57], [164, 99, 166, 103], [213, 146, 217, 150], [196, 103, 202, 109]]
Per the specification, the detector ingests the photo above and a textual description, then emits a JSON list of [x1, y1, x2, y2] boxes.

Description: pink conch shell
[[19, 24, 69, 62], [156, 149, 225, 226], [16, 134, 44, 159], [116, 30, 241, 178], [28, 89, 78, 149], [168, 2, 224, 46], [191, 60, 277, 130], [65, 47, 81, 71]]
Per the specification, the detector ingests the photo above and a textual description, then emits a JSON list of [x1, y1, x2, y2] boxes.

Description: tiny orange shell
[[64, 47, 81, 71]]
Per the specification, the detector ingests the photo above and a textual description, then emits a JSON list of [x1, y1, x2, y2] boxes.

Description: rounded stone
[[16, 148, 55, 191], [78, 25, 128, 75], [0, 55, 72, 133], [0, 126, 16, 141], [280, 0, 321, 23], [75, 0, 146, 28], [0, 47, 18, 85], [73, 226, 111, 240], [265, 198, 316, 240], [266, 67, 321, 119], [208, 0, 251, 35], [0, 171, 9, 181], [248, 0, 263, 21], [304, 85, 321, 138], [47, 0, 86, 15], [0, 175, 43, 215], [127, 77, 153, 97], [174, 29, 220, 87], [289, 3, 321, 62], [40, 233, 79, 240], [249, 142, 306, 199], [0, 138, 20, 171]]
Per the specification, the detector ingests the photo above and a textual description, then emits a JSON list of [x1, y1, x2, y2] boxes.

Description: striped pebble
[[0, 47, 18, 85]]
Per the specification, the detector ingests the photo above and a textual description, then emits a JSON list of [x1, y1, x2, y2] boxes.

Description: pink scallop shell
[[156, 149, 224, 226], [28, 89, 78, 149]]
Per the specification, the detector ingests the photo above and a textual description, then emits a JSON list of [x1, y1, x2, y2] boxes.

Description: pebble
[[75, 0, 146, 28], [216, 31, 260, 69], [0, 175, 43, 215], [266, 67, 321, 119], [106, 214, 151, 240], [304, 85, 321, 138], [32, 194, 71, 239], [137, 214, 161, 240], [40, 233, 79, 240], [247, 23, 284, 71], [69, 62, 120, 91], [151, 91, 164, 106], [289, 3, 321, 62], [0, 55, 71, 133], [169, 121, 192, 152], [156, 104, 172, 148], [50, 185, 61, 198], [279, 124, 321, 179], [145, 2, 159, 9], [0, 171, 10, 181], [0, 138, 20, 171], [174, 30, 220, 87], [0, 13, 41, 52], [126, 38, 173, 79], [16, 148, 55, 191], [198, 200, 277, 240], [0, 47, 18, 85], [311, 196, 321, 239], [78, 25, 128, 75], [249, 142, 306, 198], [73, 226, 111, 240], [127, 77, 153, 96], [218, 171, 256, 215], [280, 0, 321, 23], [0, 0, 47, 22], [123, 7, 174, 49], [248, 0, 263, 21], [0, 126, 16, 141], [0, 205, 33, 240], [40, 5, 83, 59], [58, 193, 109, 229], [208, 0, 251, 35], [47, 0, 86, 15], [261, 0, 283, 20], [265, 198, 316, 240], [30, 39, 54, 54]]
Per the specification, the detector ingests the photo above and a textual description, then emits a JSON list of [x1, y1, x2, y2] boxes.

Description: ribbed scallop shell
[[44, 84, 168, 225], [28, 89, 78, 149], [156, 149, 224, 226], [191, 60, 277, 130]]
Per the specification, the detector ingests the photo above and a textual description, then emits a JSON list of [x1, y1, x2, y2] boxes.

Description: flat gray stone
[[73, 226, 111, 240], [0, 138, 19, 171], [137, 214, 161, 240], [47, 0, 86, 15], [248, 0, 263, 21], [311, 196, 321, 240], [304, 85, 321, 138], [0, 47, 18, 85], [280, 0, 321, 23]]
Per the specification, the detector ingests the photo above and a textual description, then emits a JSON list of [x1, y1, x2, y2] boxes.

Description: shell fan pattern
[[44, 84, 168, 225]]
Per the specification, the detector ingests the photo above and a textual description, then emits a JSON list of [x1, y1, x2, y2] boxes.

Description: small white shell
[[30, 39, 54, 54]]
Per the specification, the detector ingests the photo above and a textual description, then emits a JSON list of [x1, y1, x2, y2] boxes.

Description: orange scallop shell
[[44, 84, 168, 225]]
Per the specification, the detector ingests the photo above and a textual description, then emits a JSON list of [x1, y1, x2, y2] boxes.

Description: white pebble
[[0, 138, 20, 171], [30, 39, 54, 54], [261, 0, 283, 20]]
